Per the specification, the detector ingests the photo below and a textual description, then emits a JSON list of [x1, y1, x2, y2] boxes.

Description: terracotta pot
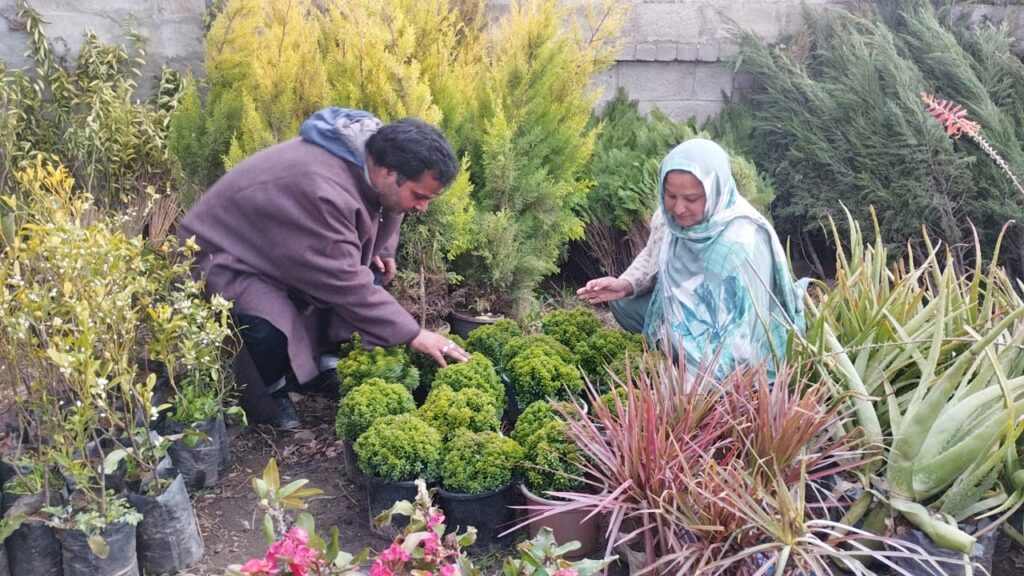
[[520, 484, 601, 560], [448, 311, 503, 339]]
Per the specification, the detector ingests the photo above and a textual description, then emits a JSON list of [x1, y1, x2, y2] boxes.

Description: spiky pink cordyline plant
[[520, 353, 965, 575], [920, 92, 1024, 199]]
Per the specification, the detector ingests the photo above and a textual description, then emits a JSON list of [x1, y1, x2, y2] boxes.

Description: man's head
[[365, 118, 458, 213]]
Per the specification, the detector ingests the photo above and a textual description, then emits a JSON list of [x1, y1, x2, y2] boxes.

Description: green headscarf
[[643, 139, 806, 379]]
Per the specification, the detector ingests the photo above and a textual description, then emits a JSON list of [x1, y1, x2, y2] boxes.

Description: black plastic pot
[[438, 483, 517, 552], [343, 441, 367, 486], [127, 474, 204, 574], [161, 416, 224, 489], [2, 491, 63, 576], [448, 311, 502, 340], [367, 477, 418, 538], [58, 521, 139, 576]]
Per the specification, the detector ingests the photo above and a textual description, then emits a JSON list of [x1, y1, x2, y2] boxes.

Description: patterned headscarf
[[643, 139, 806, 379]]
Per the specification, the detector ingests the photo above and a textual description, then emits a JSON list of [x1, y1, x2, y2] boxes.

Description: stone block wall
[[1, 1, 1021, 122], [0, 0, 207, 92]]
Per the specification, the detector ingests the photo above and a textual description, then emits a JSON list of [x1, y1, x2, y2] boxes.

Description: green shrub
[[410, 334, 466, 390], [451, 0, 627, 317], [500, 334, 576, 370], [511, 400, 559, 454], [465, 319, 523, 363], [418, 385, 500, 441], [1, 4, 181, 209], [353, 414, 442, 482], [506, 346, 583, 408], [728, 0, 1024, 276], [522, 420, 584, 495], [335, 379, 415, 441], [541, 308, 604, 351], [441, 431, 525, 494], [599, 387, 629, 412], [576, 328, 645, 392], [336, 333, 420, 397], [430, 352, 504, 409]]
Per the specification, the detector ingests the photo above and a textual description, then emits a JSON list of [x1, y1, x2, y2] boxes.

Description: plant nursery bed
[[188, 394, 386, 574], [187, 394, 531, 574]]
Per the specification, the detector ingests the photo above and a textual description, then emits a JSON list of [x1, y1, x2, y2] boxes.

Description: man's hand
[[577, 276, 634, 305], [372, 256, 397, 285], [410, 330, 469, 368]]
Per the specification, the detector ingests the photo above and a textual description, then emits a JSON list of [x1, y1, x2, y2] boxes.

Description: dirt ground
[[189, 394, 398, 574]]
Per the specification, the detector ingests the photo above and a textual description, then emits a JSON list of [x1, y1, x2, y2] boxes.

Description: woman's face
[[663, 170, 707, 228]]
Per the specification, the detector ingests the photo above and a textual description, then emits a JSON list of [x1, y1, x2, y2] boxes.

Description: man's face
[[377, 170, 444, 213]]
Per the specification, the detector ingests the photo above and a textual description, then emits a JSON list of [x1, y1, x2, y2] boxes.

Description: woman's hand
[[409, 330, 469, 367], [577, 277, 634, 305]]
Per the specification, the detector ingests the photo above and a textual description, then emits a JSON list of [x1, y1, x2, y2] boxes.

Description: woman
[[577, 138, 805, 378]]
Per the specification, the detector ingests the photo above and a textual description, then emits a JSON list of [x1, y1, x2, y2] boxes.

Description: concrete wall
[[1, 1, 1022, 122], [0, 0, 207, 92]]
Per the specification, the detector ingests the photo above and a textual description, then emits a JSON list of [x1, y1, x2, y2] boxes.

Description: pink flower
[[427, 514, 445, 530], [379, 543, 411, 563], [239, 557, 278, 575], [370, 559, 394, 576], [285, 527, 309, 544], [440, 565, 461, 576], [553, 570, 578, 576]]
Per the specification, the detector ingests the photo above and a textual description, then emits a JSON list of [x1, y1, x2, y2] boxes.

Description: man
[[179, 108, 469, 428]]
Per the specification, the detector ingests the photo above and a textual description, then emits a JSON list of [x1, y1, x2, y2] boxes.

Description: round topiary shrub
[[465, 319, 523, 366], [337, 333, 420, 397], [500, 334, 576, 369], [353, 413, 442, 482], [418, 385, 500, 441], [411, 334, 467, 390], [522, 420, 585, 495], [541, 307, 604, 351], [431, 352, 504, 409], [511, 400, 558, 452], [506, 345, 583, 408], [441, 431, 525, 494], [335, 378, 416, 441], [576, 328, 645, 392]]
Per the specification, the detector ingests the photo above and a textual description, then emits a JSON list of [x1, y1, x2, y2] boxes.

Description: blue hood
[[299, 107, 383, 167]]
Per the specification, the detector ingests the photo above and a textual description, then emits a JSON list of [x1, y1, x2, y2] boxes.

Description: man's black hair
[[365, 118, 458, 187]]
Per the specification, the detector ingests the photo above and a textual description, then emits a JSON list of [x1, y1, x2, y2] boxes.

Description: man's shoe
[[295, 370, 342, 399], [267, 389, 301, 430]]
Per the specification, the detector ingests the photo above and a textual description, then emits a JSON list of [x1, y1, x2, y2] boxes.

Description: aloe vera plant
[[802, 207, 1024, 554]]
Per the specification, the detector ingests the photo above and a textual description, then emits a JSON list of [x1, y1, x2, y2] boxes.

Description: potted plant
[[465, 318, 523, 365], [353, 413, 443, 535], [146, 251, 237, 490], [430, 352, 505, 412], [505, 344, 584, 410], [1, 461, 63, 576], [438, 430, 525, 550], [335, 378, 416, 483], [418, 385, 500, 441], [410, 334, 466, 396], [502, 527, 616, 575], [336, 333, 420, 398], [512, 403, 599, 559]]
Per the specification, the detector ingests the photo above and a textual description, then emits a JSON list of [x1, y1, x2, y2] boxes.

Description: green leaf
[[261, 513, 275, 545], [295, 511, 315, 535], [102, 448, 129, 474], [87, 533, 110, 558], [263, 458, 280, 492], [277, 478, 310, 499]]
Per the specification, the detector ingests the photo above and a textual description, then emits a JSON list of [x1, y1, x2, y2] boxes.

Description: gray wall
[[2, 1, 1022, 121], [0, 0, 207, 91]]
